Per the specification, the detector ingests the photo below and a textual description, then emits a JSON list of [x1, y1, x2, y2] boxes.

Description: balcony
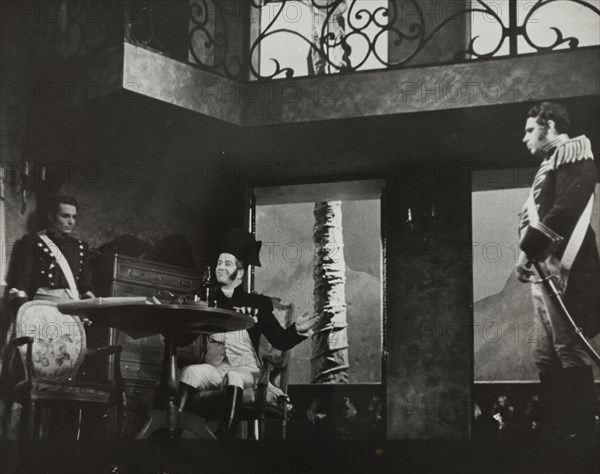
[[17, 0, 600, 124]]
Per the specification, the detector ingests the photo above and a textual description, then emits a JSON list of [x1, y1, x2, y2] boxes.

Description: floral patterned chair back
[[15, 300, 86, 382]]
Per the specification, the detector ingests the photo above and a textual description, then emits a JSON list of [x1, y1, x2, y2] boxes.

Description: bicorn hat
[[219, 228, 262, 267]]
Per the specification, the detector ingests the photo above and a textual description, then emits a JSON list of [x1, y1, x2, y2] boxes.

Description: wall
[[1, 5, 37, 306], [384, 173, 472, 439], [1, 91, 243, 300]]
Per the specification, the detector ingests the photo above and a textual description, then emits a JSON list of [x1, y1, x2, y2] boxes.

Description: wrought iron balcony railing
[[34, 0, 600, 82]]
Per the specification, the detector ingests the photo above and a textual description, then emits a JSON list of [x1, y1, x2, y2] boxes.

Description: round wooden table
[[58, 297, 255, 439]]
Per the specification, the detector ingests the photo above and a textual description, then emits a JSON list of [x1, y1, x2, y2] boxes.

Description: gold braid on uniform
[[554, 135, 593, 167]]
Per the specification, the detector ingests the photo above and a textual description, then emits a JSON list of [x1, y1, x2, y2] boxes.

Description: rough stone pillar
[[312, 201, 349, 384]]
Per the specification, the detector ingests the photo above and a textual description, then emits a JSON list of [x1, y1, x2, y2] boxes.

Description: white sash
[[525, 191, 594, 286], [561, 197, 594, 272], [38, 232, 80, 300]]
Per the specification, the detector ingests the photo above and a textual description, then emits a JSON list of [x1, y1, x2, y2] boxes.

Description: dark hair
[[234, 257, 245, 272], [528, 102, 571, 134], [48, 195, 78, 215], [230, 257, 245, 282]]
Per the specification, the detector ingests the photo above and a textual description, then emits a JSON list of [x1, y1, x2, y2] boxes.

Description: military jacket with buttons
[[214, 286, 306, 354], [11, 229, 93, 299], [519, 135, 600, 337]]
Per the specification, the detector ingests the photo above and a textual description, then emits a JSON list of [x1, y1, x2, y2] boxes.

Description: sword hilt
[[532, 273, 564, 295]]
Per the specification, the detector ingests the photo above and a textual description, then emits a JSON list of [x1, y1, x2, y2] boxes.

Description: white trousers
[[179, 362, 259, 390]]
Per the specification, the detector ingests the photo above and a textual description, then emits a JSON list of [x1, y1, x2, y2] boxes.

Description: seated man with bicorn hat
[[177, 228, 317, 438]]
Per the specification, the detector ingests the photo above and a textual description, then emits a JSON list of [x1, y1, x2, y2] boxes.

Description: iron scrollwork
[[250, 0, 600, 79], [249, 0, 354, 79], [124, 0, 599, 81], [519, 0, 600, 52], [126, 0, 245, 80], [188, 0, 244, 80]]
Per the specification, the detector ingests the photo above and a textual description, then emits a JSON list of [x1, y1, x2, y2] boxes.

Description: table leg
[[134, 410, 217, 440], [164, 329, 179, 434], [134, 410, 167, 439], [135, 328, 216, 440], [134, 329, 179, 439], [177, 412, 217, 439]]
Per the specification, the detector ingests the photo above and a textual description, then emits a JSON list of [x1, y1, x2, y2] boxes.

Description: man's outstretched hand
[[295, 310, 319, 336]]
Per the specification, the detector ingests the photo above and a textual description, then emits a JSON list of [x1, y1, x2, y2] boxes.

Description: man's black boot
[[538, 369, 565, 443], [561, 366, 596, 442], [177, 383, 194, 413], [540, 366, 597, 443], [551, 366, 598, 474], [218, 386, 243, 439]]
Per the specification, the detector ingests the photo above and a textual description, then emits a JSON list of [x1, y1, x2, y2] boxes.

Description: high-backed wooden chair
[[1, 300, 124, 439], [189, 297, 295, 440]]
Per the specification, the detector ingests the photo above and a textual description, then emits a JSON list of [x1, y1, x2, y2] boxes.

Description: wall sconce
[[405, 207, 415, 231], [19, 160, 33, 214], [430, 204, 437, 230], [405, 203, 440, 246], [405, 204, 438, 230], [12, 160, 48, 214]]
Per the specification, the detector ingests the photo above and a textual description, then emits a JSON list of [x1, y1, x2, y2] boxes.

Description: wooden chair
[[1, 300, 124, 440], [189, 297, 295, 440]]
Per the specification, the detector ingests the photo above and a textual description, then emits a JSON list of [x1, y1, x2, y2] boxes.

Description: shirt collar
[[542, 134, 569, 155], [45, 227, 67, 240], [218, 284, 245, 299]]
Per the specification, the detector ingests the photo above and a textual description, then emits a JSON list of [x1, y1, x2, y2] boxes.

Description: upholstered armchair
[[1, 300, 124, 440], [189, 297, 295, 440]]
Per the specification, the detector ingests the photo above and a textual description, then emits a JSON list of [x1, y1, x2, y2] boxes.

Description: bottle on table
[[198, 266, 217, 308]]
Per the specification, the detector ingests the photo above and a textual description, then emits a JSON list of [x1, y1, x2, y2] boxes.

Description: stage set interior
[[0, 1, 599, 473]]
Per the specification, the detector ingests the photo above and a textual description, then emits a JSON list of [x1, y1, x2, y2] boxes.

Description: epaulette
[[554, 135, 593, 167]]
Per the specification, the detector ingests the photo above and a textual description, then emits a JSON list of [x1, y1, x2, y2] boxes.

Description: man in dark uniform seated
[[176, 228, 317, 438]]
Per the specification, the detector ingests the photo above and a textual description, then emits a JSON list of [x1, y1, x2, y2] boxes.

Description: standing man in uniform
[[8, 195, 94, 311], [1, 195, 94, 399], [516, 102, 599, 443], [177, 228, 317, 438]]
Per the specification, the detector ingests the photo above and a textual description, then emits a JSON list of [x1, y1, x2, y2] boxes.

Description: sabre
[[520, 217, 600, 367], [531, 260, 600, 367]]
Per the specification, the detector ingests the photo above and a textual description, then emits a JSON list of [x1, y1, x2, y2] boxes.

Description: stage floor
[[1, 438, 598, 474]]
